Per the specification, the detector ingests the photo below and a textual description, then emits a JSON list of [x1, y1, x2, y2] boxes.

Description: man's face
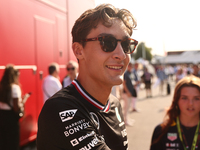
[[79, 19, 131, 87], [67, 64, 76, 77]]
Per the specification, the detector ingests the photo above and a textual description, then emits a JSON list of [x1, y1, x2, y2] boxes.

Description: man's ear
[[72, 42, 84, 60]]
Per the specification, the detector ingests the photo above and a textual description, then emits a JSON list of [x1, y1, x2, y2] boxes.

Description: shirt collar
[[71, 79, 110, 112]]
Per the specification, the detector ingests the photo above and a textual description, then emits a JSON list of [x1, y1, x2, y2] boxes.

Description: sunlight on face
[[81, 19, 131, 86]]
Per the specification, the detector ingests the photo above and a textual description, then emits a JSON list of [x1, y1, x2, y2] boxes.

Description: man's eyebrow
[[98, 33, 112, 37]]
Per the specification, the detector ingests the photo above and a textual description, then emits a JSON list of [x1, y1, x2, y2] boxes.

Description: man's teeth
[[107, 66, 122, 69]]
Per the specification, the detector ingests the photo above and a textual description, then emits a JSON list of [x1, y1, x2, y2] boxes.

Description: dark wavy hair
[[0, 64, 20, 105], [153, 75, 200, 144], [71, 3, 137, 47]]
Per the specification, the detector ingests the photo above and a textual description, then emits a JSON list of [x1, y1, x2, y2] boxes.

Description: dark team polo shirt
[[37, 79, 128, 150], [150, 122, 200, 150]]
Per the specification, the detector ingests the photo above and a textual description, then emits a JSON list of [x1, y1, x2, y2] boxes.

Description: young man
[[37, 4, 138, 150]]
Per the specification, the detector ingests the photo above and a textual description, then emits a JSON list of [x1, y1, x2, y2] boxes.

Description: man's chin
[[112, 78, 123, 86]]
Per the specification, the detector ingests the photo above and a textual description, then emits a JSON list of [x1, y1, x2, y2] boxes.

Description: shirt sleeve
[[12, 84, 21, 99], [45, 78, 62, 97], [150, 124, 162, 150], [37, 98, 111, 150]]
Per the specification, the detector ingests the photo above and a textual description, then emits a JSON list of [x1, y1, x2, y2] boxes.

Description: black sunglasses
[[81, 35, 138, 54], [67, 67, 75, 71]]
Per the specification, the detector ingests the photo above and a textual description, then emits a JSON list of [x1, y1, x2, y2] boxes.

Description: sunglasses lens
[[101, 36, 117, 52], [99, 36, 137, 54], [122, 39, 136, 54], [67, 67, 75, 71]]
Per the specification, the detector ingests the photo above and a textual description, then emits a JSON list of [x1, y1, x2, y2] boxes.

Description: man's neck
[[77, 76, 111, 105]]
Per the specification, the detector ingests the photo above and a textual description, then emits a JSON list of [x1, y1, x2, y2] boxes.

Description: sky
[[95, 0, 200, 56]]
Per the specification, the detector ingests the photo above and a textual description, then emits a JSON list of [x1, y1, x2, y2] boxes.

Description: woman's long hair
[[153, 75, 200, 144], [0, 64, 19, 105]]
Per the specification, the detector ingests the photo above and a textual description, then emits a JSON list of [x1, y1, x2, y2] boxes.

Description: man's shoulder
[[39, 87, 91, 126], [109, 94, 120, 103], [108, 94, 122, 110], [45, 87, 77, 105]]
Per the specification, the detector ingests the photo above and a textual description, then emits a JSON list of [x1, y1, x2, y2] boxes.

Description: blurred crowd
[[111, 62, 200, 126]]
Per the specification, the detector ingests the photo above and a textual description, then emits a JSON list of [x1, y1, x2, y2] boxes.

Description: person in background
[[175, 67, 185, 83], [141, 67, 153, 98], [168, 65, 175, 81], [123, 63, 137, 126], [156, 65, 167, 96], [150, 75, 200, 150], [0, 64, 30, 150], [42, 62, 62, 102], [131, 62, 140, 112], [192, 64, 200, 77], [37, 3, 138, 150], [62, 60, 78, 88], [132, 63, 140, 91]]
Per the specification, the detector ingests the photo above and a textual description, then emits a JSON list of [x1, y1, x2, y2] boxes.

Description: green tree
[[133, 42, 152, 61]]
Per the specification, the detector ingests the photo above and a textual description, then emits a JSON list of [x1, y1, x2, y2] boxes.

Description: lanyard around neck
[[176, 117, 200, 150]]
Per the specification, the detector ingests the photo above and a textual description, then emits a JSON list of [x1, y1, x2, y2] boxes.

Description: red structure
[[0, 0, 95, 147]]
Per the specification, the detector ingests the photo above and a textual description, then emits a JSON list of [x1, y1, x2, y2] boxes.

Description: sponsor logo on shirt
[[70, 131, 96, 147], [79, 136, 99, 150], [90, 112, 100, 129], [78, 131, 95, 142], [167, 133, 177, 141], [115, 107, 122, 122], [166, 142, 179, 148], [59, 109, 77, 122], [123, 140, 128, 146], [64, 122, 90, 137], [65, 119, 85, 130], [119, 122, 125, 127], [70, 139, 79, 146], [121, 129, 127, 138]]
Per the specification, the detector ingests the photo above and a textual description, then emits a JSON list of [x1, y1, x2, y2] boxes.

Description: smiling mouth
[[187, 108, 194, 111], [107, 65, 123, 70]]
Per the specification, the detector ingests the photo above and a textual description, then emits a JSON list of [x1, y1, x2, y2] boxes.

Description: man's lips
[[106, 65, 123, 70]]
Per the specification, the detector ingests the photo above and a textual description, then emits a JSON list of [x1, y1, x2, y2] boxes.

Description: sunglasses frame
[[81, 36, 138, 54], [67, 67, 75, 71]]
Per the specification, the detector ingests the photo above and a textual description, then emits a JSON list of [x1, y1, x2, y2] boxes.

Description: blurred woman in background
[[150, 75, 200, 150], [0, 64, 24, 150]]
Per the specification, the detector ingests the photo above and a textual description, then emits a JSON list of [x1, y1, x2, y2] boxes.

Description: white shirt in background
[[42, 75, 62, 102]]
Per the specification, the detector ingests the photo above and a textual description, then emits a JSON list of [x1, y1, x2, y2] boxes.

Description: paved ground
[[125, 80, 176, 150]]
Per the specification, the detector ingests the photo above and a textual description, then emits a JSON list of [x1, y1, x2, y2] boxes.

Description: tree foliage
[[133, 42, 152, 61]]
